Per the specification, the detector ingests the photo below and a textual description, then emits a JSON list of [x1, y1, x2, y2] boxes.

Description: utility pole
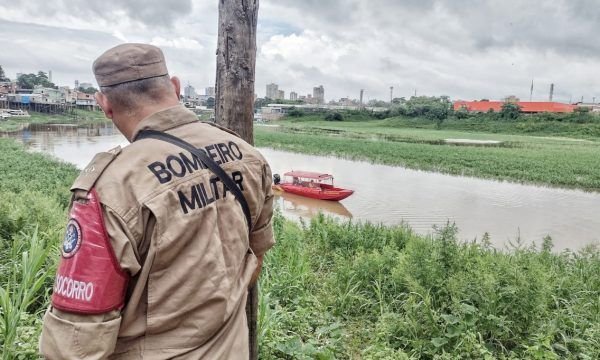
[[390, 86, 394, 103], [215, 1, 260, 359], [215, 0, 259, 144], [530, 79, 534, 101], [359, 89, 364, 108]]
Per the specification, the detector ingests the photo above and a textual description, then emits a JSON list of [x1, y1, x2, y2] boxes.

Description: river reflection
[[2, 123, 128, 168], [4, 123, 600, 251], [275, 191, 353, 221]]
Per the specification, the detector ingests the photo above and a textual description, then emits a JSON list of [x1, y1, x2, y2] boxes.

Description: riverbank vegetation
[[279, 95, 600, 138], [1, 138, 599, 359], [260, 214, 600, 359], [0, 109, 109, 132], [0, 139, 78, 358], [255, 109, 600, 190]]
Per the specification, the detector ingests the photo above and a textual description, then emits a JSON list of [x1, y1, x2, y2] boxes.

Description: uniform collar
[[131, 105, 198, 141]]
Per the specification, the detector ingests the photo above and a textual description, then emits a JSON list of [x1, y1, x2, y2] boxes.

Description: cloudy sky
[[0, 0, 598, 103]]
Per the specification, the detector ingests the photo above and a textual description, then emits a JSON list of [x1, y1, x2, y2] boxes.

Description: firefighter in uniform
[[39, 43, 275, 359]]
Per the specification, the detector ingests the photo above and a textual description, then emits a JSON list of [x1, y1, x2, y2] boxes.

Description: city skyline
[[0, 1, 598, 103]]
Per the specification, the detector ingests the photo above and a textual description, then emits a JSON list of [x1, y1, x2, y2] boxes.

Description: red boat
[[273, 171, 354, 201]]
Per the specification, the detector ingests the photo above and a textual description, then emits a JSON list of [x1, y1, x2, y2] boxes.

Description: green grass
[[1, 138, 599, 359], [274, 115, 600, 142], [0, 109, 110, 132], [255, 119, 600, 191], [259, 214, 600, 359], [383, 115, 600, 139], [0, 139, 78, 358]]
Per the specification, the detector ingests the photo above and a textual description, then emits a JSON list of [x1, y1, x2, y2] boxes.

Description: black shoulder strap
[[134, 129, 252, 233]]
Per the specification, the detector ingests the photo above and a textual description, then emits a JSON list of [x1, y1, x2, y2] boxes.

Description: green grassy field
[[0, 109, 110, 132], [260, 214, 600, 359], [1, 138, 598, 359], [1, 138, 599, 359], [255, 117, 600, 191]]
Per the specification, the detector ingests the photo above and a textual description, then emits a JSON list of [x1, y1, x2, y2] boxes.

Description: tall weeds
[[0, 229, 56, 358], [259, 214, 600, 359], [0, 140, 76, 358]]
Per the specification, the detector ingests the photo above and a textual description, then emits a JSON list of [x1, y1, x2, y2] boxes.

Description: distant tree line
[[284, 95, 598, 125], [0, 65, 9, 82], [17, 71, 56, 89], [77, 86, 98, 94]]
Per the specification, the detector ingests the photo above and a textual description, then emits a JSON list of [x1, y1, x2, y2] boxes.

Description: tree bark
[[215, 0, 258, 145], [215, 1, 260, 360]]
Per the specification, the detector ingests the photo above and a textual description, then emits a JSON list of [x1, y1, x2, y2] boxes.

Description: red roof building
[[454, 100, 576, 113]]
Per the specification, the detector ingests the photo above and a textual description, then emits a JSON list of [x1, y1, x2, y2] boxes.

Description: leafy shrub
[[287, 107, 305, 117], [258, 214, 600, 359], [324, 112, 344, 121]]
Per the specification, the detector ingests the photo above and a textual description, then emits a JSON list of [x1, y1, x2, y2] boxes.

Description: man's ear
[[170, 76, 181, 100], [95, 92, 113, 119]]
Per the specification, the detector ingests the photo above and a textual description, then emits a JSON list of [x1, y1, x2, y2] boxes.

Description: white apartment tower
[[313, 85, 325, 104], [266, 83, 279, 99]]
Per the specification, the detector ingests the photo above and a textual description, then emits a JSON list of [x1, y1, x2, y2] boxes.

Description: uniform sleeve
[[250, 162, 275, 257], [39, 192, 141, 359]]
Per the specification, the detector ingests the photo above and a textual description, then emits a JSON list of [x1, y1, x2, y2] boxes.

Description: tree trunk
[[215, 1, 260, 360], [215, 0, 258, 145]]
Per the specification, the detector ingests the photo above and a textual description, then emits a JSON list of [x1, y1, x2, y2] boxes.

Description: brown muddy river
[[4, 123, 599, 251]]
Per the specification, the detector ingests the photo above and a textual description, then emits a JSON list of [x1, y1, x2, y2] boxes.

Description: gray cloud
[[256, 0, 600, 101], [265, 0, 600, 55], [0, 0, 598, 102], [0, 20, 121, 83], [0, 0, 192, 27]]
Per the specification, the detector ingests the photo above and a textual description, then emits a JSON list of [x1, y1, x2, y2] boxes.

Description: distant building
[[338, 97, 355, 106], [260, 106, 286, 121], [266, 83, 279, 99], [454, 100, 576, 114], [205, 87, 215, 96], [32, 86, 63, 104], [184, 84, 196, 100], [313, 85, 325, 104], [7, 93, 41, 104], [576, 102, 600, 113], [290, 91, 298, 101], [79, 82, 93, 90], [59, 86, 75, 103], [299, 95, 306, 101], [76, 92, 96, 106], [277, 90, 285, 100], [0, 81, 17, 95]]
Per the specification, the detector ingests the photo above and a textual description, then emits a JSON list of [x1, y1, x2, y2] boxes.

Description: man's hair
[[100, 75, 173, 109]]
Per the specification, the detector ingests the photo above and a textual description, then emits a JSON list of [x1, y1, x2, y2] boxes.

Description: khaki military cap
[[93, 43, 169, 87]]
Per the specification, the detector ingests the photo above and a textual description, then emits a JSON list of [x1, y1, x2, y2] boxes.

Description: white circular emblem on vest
[[62, 219, 82, 258]]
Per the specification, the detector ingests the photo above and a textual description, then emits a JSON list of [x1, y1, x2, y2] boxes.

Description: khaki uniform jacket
[[40, 105, 275, 359]]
